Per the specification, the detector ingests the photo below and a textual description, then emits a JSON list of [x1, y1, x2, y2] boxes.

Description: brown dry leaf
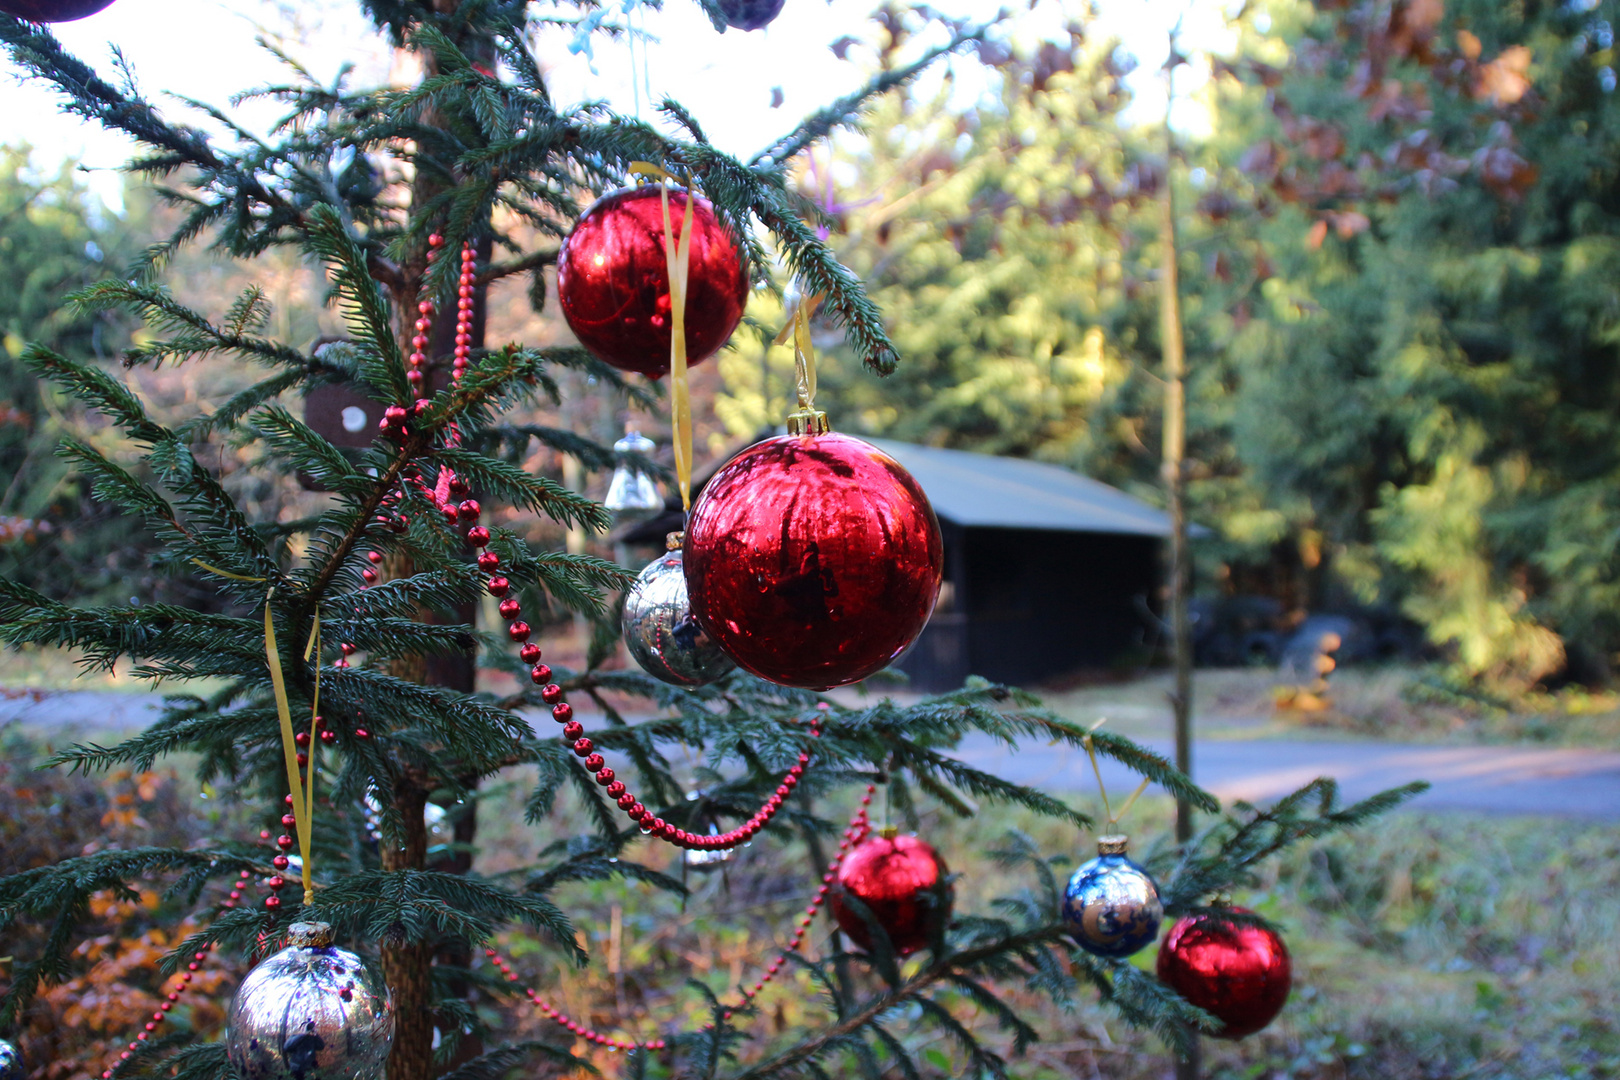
[[1404, 0, 1445, 36], [1476, 45, 1532, 106], [1457, 29, 1483, 61], [1333, 211, 1371, 239], [1306, 219, 1330, 250]]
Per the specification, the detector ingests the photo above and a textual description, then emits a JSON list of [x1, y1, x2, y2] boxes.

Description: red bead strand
[[481, 787, 874, 1047], [99, 870, 246, 1080]]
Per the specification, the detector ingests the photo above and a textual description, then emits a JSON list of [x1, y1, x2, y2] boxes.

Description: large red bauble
[[0, 0, 117, 18], [830, 832, 953, 956], [556, 186, 748, 378], [683, 432, 943, 689], [1156, 908, 1292, 1039]]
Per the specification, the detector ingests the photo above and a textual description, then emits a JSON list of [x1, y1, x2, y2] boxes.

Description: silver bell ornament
[[1061, 835, 1163, 959], [0, 1038, 22, 1080], [623, 541, 735, 687], [226, 921, 393, 1080], [604, 429, 663, 522]]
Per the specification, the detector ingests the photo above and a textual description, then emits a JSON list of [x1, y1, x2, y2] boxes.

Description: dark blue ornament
[[1062, 835, 1162, 959]]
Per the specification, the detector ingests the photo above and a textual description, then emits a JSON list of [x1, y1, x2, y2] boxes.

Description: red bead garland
[[98, 865, 257, 1078], [481, 785, 876, 1048]]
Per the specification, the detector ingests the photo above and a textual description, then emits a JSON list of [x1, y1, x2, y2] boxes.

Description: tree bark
[[1160, 39, 1199, 1080], [381, 777, 436, 1080]]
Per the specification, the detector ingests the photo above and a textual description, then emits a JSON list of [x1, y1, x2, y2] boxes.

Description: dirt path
[[6, 688, 1617, 819]]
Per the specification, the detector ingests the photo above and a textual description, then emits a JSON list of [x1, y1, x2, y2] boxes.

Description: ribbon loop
[[658, 180, 696, 512]]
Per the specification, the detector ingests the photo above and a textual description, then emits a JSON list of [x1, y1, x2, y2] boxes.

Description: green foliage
[[788, 1, 1620, 690], [0, 148, 156, 601]]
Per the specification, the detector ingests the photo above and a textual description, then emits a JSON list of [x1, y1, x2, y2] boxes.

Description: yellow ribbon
[[631, 162, 696, 512], [192, 559, 317, 904], [775, 288, 827, 433], [1082, 727, 1152, 831], [659, 184, 695, 512]]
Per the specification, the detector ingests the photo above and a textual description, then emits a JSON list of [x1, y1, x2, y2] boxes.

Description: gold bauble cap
[[1096, 835, 1130, 856], [288, 921, 335, 948], [786, 409, 830, 436]]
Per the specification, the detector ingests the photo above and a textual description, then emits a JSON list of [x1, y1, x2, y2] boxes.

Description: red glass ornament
[[830, 831, 952, 957], [556, 187, 748, 378], [1156, 908, 1292, 1039], [684, 432, 943, 689], [0, 0, 117, 18]]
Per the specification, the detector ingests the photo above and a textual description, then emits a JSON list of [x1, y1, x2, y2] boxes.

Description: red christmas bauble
[[0, 0, 117, 18], [831, 832, 952, 956], [1156, 908, 1292, 1039], [683, 431, 943, 689], [556, 186, 748, 378]]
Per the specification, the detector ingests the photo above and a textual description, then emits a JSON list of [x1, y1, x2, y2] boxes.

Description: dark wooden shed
[[864, 441, 1170, 692], [619, 438, 1172, 693]]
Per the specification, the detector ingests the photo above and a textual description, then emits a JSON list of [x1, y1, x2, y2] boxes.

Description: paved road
[[951, 733, 1620, 819], [6, 689, 1619, 819]]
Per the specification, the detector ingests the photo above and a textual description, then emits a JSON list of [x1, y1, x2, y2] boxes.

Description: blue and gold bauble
[[1062, 835, 1162, 959], [226, 922, 393, 1080], [0, 1038, 22, 1080]]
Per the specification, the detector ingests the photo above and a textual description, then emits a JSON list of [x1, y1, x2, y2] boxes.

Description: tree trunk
[[380, 9, 493, 1072], [381, 777, 437, 1080], [1159, 41, 1199, 1080]]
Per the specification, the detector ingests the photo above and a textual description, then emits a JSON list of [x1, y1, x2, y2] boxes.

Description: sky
[[0, 0, 1239, 209]]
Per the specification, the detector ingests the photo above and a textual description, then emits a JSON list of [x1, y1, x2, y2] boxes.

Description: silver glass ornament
[[226, 922, 393, 1080], [604, 430, 663, 521], [681, 791, 737, 871], [623, 545, 735, 687], [1061, 835, 1163, 959], [0, 1038, 22, 1080]]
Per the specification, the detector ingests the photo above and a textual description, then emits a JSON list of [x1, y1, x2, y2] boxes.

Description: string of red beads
[[405, 233, 444, 396], [368, 237, 829, 849], [481, 786, 876, 1049], [98, 870, 249, 1079]]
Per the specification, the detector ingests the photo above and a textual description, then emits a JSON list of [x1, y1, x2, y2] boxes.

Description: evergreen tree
[[0, 4, 1420, 1079], [0, 148, 150, 601], [1199, 0, 1620, 687]]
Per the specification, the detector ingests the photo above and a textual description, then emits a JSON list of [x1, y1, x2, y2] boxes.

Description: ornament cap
[[288, 921, 335, 948], [786, 409, 830, 436], [1096, 834, 1130, 856], [878, 824, 900, 840], [665, 530, 684, 551]]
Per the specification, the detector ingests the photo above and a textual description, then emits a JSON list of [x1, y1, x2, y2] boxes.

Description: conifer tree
[[0, 4, 1422, 1078]]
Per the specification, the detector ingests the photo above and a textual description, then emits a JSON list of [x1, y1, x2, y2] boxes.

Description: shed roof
[[866, 439, 1174, 537]]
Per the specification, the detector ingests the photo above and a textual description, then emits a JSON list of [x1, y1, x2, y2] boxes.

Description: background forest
[[10, 0, 1620, 695]]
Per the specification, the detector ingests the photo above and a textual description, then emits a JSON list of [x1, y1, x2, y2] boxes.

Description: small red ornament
[[830, 830, 952, 956], [684, 432, 942, 689], [0, 0, 117, 19], [1156, 908, 1292, 1039], [556, 186, 748, 378]]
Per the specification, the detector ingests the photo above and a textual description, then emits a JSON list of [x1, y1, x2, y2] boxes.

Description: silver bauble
[[623, 548, 735, 687], [1061, 835, 1163, 959], [0, 1038, 22, 1080], [226, 922, 393, 1080]]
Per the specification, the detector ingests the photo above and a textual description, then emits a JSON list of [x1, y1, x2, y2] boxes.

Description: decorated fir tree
[[0, 2, 1422, 1078]]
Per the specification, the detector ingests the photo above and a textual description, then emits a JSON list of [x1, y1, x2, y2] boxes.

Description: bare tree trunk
[[381, 777, 437, 1080], [1159, 40, 1199, 1080], [379, 8, 493, 1076]]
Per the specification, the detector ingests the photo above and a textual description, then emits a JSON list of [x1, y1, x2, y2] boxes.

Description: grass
[[1023, 665, 1620, 748], [465, 765, 1620, 1080], [2, 698, 1616, 1079]]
